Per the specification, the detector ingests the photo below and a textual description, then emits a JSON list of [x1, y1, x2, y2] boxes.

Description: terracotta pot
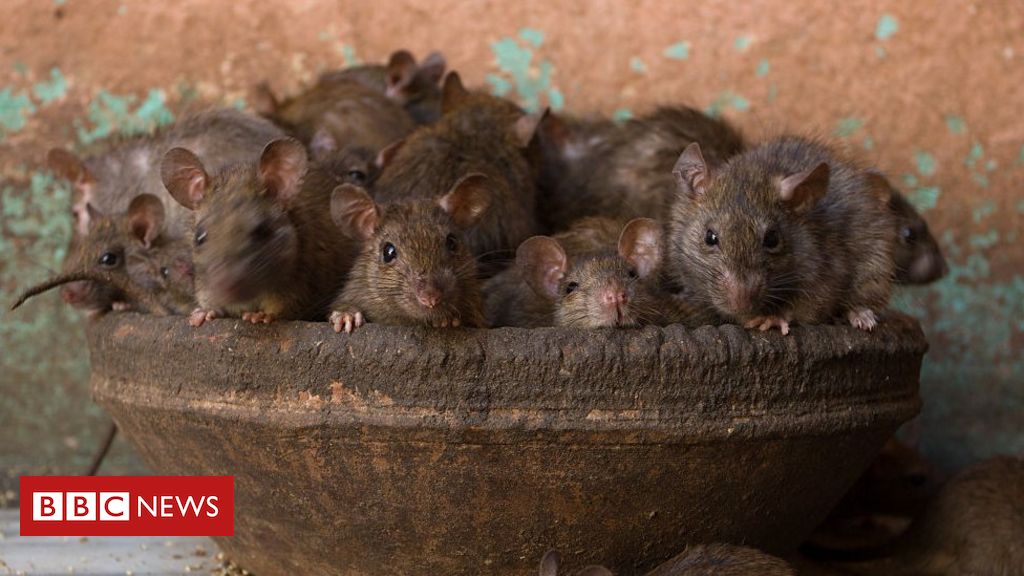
[[88, 313, 925, 575]]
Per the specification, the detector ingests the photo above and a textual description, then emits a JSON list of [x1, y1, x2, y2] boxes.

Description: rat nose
[[414, 278, 443, 309], [601, 287, 627, 308], [60, 281, 87, 304], [724, 271, 761, 313]]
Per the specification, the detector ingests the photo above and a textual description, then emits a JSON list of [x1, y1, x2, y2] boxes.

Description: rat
[[827, 456, 1024, 576], [370, 72, 546, 270], [485, 217, 715, 328], [55, 194, 184, 316], [326, 175, 489, 332], [161, 138, 360, 326], [536, 106, 745, 232], [316, 49, 447, 125], [48, 108, 284, 242], [667, 136, 896, 335], [864, 170, 948, 285], [125, 237, 195, 315], [251, 75, 416, 161]]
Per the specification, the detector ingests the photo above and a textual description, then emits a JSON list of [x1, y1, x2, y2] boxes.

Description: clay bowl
[[87, 312, 926, 575]]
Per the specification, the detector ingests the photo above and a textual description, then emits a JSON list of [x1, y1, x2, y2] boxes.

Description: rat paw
[[111, 301, 133, 312], [744, 315, 791, 335], [430, 316, 461, 328], [188, 308, 221, 327], [330, 310, 365, 334], [242, 311, 276, 324], [847, 308, 878, 331]]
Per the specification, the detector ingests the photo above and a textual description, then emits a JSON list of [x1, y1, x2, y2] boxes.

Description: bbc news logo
[[20, 476, 233, 536]]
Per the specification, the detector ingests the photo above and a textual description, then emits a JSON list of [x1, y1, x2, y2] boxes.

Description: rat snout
[[723, 270, 764, 314], [909, 252, 948, 284], [60, 281, 89, 304], [413, 276, 448, 309], [599, 284, 628, 309]]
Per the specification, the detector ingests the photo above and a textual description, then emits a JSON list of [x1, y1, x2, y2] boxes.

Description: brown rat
[[485, 217, 714, 328], [161, 138, 359, 326], [865, 171, 948, 285], [316, 49, 447, 125], [55, 194, 177, 316], [252, 75, 416, 161], [125, 237, 195, 315], [668, 136, 896, 335], [646, 544, 795, 576], [47, 108, 284, 313], [370, 72, 545, 269], [536, 106, 745, 232], [832, 456, 1024, 576], [326, 175, 489, 332]]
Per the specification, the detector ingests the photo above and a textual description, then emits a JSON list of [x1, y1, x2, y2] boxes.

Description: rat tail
[[10, 270, 172, 316]]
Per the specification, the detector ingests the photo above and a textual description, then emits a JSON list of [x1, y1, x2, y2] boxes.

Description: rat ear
[[673, 142, 709, 200], [330, 184, 379, 241], [309, 127, 338, 161], [260, 138, 308, 204], [578, 567, 614, 576], [250, 81, 280, 117], [618, 218, 663, 279], [127, 194, 165, 249], [441, 71, 469, 115], [84, 203, 104, 229], [385, 50, 418, 95], [515, 107, 549, 149], [161, 147, 209, 210], [439, 173, 491, 229], [375, 139, 406, 171], [48, 148, 98, 235], [538, 549, 561, 576], [416, 51, 446, 86], [779, 162, 830, 212], [864, 168, 895, 206], [517, 236, 567, 301]]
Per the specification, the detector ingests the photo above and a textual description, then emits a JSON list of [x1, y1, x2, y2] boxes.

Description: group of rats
[[16, 48, 949, 337]]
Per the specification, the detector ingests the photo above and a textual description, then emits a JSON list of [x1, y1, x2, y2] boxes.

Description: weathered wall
[[1, 0, 1021, 493]]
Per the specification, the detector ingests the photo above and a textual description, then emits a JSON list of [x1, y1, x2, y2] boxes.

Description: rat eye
[[763, 229, 781, 251], [445, 234, 458, 253], [900, 226, 917, 243], [98, 252, 119, 268], [194, 227, 207, 246], [160, 266, 171, 279], [347, 170, 367, 184], [627, 268, 639, 279], [381, 242, 398, 263], [251, 221, 274, 242], [564, 281, 579, 295], [705, 229, 719, 247]]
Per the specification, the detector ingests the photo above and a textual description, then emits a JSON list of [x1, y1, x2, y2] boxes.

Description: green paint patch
[[32, 68, 67, 105], [663, 42, 690, 60], [833, 117, 864, 138], [901, 173, 919, 188], [630, 57, 647, 74], [231, 96, 247, 110], [875, 46, 887, 59], [972, 173, 990, 188], [705, 91, 749, 118], [965, 142, 983, 168], [968, 230, 999, 249], [548, 88, 565, 111], [0, 88, 36, 137], [518, 28, 544, 47], [341, 44, 359, 66], [755, 59, 770, 77], [734, 35, 752, 51], [875, 14, 899, 40], [489, 31, 562, 113], [612, 108, 633, 122], [944, 115, 966, 135], [74, 89, 174, 145], [907, 186, 940, 212], [863, 136, 875, 150], [914, 150, 937, 176], [970, 199, 995, 222]]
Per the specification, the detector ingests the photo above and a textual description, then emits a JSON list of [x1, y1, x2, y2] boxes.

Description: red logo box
[[20, 476, 234, 536]]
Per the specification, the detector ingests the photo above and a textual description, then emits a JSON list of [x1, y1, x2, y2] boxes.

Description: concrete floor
[[0, 510, 224, 576]]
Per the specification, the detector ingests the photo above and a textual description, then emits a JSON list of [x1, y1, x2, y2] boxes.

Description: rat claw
[[452, 317, 460, 328], [111, 301, 132, 312], [847, 308, 878, 331], [745, 315, 791, 335], [330, 310, 365, 334]]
